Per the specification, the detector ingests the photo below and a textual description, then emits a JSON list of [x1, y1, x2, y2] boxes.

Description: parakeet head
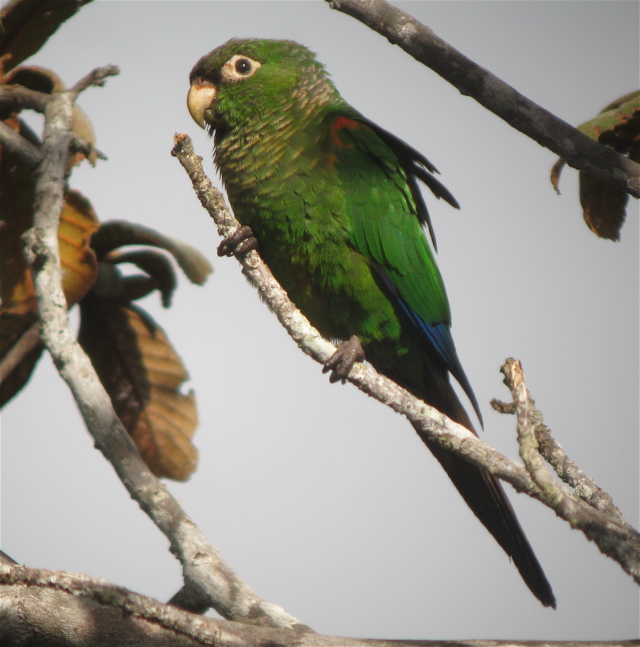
[[188, 38, 340, 133]]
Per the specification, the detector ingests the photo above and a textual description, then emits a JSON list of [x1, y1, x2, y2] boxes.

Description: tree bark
[[326, 0, 640, 199], [17, 66, 309, 631], [2, 565, 636, 647]]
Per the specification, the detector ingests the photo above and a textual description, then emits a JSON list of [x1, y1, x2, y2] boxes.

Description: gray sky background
[[2, 0, 638, 640]]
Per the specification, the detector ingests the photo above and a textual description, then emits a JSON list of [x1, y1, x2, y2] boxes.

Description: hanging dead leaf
[[1, 88, 99, 314], [0, 185, 99, 315], [551, 91, 639, 240], [0, 86, 98, 406], [0, 179, 98, 405], [91, 220, 213, 285], [58, 190, 100, 303], [0, 0, 93, 75], [104, 249, 177, 307], [579, 173, 630, 241], [78, 299, 198, 481], [1, 58, 207, 468], [0, 18, 208, 466]]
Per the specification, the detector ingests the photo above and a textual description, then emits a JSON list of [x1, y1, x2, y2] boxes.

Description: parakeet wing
[[326, 111, 481, 422]]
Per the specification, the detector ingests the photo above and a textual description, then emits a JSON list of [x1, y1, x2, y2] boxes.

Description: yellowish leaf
[[0, 185, 99, 315]]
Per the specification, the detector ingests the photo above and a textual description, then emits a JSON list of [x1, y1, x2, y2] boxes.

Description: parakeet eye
[[235, 58, 252, 74], [221, 54, 261, 82]]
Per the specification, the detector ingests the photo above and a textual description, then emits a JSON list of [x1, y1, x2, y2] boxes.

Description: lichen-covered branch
[[510, 358, 568, 509], [535, 422, 625, 518], [18, 67, 308, 631], [173, 133, 640, 586], [493, 359, 640, 581], [2, 564, 636, 647], [494, 359, 628, 525], [326, 0, 640, 199]]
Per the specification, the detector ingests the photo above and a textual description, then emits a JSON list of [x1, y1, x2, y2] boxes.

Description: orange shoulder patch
[[330, 116, 362, 147]]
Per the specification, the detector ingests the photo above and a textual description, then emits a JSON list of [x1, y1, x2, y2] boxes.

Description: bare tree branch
[[493, 360, 628, 525], [510, 358, 570, 510], [0, 118, 42, 168], [326, 0, 640, 199], [1, 564, 635, 647], [0, 84, 51, 115], [18, 66, 309, 631], [0, 84, 106, 167], [68, 64, 120, 97], [172, 132, 640, 586]]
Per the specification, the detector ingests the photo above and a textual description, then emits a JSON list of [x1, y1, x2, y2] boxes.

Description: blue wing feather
[[328, 111, 481, 425]]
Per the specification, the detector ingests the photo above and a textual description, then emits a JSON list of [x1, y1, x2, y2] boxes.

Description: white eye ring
[[221, 54, 261, 82]]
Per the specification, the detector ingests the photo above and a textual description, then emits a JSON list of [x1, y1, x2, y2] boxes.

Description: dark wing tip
[[357, 118, 460, 208], [411, 164, 460, 210]]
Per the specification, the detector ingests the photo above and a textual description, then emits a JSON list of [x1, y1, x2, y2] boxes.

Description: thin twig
[[69, 64, 120, 97], [535, 423, 623, 518], [326, 0, 640, 199], [0, 319, 41, 384], [495, 360, 628, 526], [510, 359, 570, 510], [493, 359, 639, 577]]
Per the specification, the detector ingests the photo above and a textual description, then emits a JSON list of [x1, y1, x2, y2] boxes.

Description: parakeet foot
[[217, 226, 258, 257], [323, 335, 365, 384]]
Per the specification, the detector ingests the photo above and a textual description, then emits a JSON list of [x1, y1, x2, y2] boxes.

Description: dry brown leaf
[[0, 100, 98, 404], [0, 185, 99, 315], [551, 91, 639, 240], [58, 190, 100, 304], [0, 134, 98, 404], [0, 0, 93, 75], [78, 301, 198, 481], [130, 387, 198, 482], [91, 220, 213, 286], [0, 114, 99, 398], [580, 174, 629, 241]]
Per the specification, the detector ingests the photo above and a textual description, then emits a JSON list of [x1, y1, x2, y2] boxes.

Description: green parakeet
[[187, 38, 555, 608]]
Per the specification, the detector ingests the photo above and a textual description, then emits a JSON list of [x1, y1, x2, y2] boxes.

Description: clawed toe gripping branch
[[323, 335, 366, 383], [217, 224, 259, 257]]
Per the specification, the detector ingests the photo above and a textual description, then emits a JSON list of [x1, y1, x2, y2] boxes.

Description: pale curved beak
[[187, 78, 218, 129]]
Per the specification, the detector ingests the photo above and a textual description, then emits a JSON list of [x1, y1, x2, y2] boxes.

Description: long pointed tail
[[417, 373, 556, 608]]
